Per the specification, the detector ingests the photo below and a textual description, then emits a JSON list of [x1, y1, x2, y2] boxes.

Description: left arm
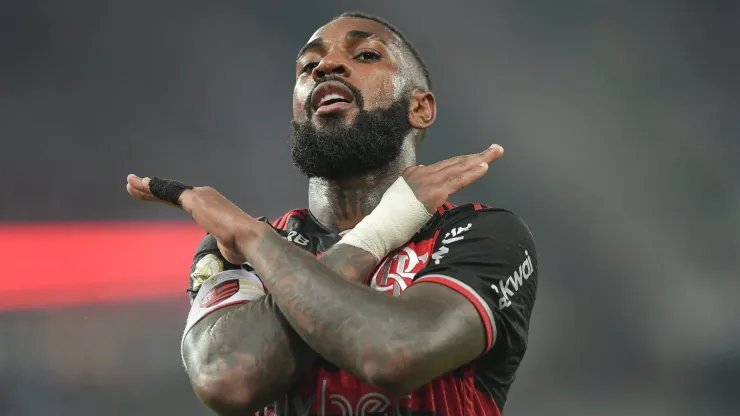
[[175, 188, 536, 394], [178, 186, 486, 393], [239, 209, 537, 394], [125, 146, 514, 393], [243, 224, 487, 394]]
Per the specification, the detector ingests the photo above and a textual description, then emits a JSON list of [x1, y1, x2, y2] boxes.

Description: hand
[[403, 144, 504, 214], [126, 174, 174, 204], [126, 174, 255, 265]]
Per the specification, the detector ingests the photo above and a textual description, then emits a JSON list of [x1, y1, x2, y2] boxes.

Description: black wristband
[[148, 177, 194, 206]]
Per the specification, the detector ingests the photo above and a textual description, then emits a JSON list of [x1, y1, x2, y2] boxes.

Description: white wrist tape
[[181, 269, 265, 370], [336, 176, 432, 261]]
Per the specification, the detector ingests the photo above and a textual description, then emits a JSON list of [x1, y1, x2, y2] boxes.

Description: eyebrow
[[296, 30, 387, 60], [296, 38, 324, 60], [346, 30, 382, 42]]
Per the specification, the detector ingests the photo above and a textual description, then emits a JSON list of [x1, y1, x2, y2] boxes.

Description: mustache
[[304, 75, 364, 116]]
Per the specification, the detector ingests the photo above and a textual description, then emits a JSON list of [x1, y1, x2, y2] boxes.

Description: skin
[[294, 17, 435, 232], [127, 16, 504, 415], [181, 243, 379, 415]]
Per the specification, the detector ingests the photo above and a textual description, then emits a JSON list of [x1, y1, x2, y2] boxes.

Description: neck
[[308, 140, 416, 233]]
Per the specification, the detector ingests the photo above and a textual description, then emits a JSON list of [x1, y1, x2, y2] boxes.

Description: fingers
[[435, 144, 503, 176], [481, 144, 504, 164], [127, 184, 159, 201], [443, 162, 489, 192], [127, 174, 146, 192], [426, 144, 504, 173], [126, 174, 159, 202], [434, 145, 503, 193]]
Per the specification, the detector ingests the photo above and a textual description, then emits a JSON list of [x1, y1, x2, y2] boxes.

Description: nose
[[312, 50, 352, 81]]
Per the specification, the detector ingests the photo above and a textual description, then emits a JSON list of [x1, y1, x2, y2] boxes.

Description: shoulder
[[187, 234, 236, 299], [192, 212, 279, 258], [193, 232, 219, 254], [430, 203, 534, 245], [194, 208, 302, 252], [269, 208, 309, 231]]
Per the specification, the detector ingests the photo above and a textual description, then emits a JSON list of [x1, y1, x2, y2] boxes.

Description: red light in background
[[0, 222, 205, 311]]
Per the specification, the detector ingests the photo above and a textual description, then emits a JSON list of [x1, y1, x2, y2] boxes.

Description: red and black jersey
[[188, 203, 538, 416]]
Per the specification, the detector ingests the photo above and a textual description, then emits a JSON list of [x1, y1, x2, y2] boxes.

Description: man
[[127, 12, 537, 416]]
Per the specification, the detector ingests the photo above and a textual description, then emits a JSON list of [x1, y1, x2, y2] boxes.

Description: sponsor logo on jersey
[[200, 279, 239, 308], [491, 250, 534, 308], [256, 379, 413, 416], [286, 231, 310, 246]]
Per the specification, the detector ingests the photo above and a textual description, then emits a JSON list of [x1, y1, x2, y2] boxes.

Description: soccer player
[[127, 12, 538, 416]]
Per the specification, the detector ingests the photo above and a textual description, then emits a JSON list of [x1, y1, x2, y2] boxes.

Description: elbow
[[358, 325, 437, 395], [190, 372, 259, 415], [183, 334, 262, 414], [361, 356, 422, 397]]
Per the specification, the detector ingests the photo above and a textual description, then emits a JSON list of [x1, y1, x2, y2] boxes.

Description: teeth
[[319, 93, 346, 105]]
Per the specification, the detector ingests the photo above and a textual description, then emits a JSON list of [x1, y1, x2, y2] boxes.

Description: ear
[[408, 90, 436, 129]]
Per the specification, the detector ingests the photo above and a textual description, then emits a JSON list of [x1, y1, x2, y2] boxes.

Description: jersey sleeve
[[181, 233, 268, 369], [183, 233, 268, 339], [187, 216, 272, 301], [188, 233, 243, 302], [409, 210, 538, 354]]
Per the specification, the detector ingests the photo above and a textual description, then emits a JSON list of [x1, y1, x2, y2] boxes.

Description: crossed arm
[[181, 189, 486, 412], [182, 242, 379, 414], [249, 224, 487, 390], [128, 148, 502, 414]]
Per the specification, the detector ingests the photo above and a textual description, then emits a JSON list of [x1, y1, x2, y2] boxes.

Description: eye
[[301, 62, 318, 73], [355, 51, 381, 62]]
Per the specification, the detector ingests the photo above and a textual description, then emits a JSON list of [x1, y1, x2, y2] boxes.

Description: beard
[[291, 81, 412, 181]]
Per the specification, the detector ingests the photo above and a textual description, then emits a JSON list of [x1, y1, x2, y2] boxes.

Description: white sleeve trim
[[180, 269, 265, 370]]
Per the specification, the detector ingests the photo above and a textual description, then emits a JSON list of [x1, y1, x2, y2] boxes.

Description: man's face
[[291, 17, 414, 180]]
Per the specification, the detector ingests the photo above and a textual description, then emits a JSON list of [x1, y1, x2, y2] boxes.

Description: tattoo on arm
[[319, 243, 378, 283], [182, 240, 380, 412], [245, 229, 485, 393], [184, 294, 312, 412]]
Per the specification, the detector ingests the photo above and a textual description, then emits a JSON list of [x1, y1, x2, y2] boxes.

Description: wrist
[[235, 219, 271, 258], [337, 176, 431, 261], [178, 188, 198, 212]]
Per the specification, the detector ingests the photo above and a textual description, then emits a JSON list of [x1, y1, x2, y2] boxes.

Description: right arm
[[125, 146, 504, 414], [182, 234, 378, 415]]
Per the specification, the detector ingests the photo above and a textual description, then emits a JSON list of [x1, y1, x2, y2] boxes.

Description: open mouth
[[311, 81, 356, 115]]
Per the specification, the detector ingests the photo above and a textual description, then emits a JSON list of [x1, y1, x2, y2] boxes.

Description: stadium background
[[1, 0, 738, 415]]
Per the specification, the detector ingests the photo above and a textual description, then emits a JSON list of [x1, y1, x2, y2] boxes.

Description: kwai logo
[[491, 250, 534, 309]]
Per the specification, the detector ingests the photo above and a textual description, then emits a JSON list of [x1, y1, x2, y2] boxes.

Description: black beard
[[291, 88, 412, 181]]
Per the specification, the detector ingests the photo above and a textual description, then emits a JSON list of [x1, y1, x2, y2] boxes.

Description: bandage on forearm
[[336, 176, 432, 261]]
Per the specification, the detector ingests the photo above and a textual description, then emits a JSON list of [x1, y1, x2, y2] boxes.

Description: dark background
[[1, 0, 738, 415]]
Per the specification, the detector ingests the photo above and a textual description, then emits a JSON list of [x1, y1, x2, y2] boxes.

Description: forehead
[[307, 17, 402, 49]]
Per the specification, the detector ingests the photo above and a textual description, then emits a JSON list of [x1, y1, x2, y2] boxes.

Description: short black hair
[[332, 12, 432, 91]]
